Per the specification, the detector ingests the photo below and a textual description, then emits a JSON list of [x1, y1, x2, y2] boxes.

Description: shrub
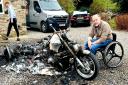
[[99, 12, 117, 30], [115, 13, 128, 31], [89, 0, 119, 14], [113, 0, 128, 13], [108, 17, 117, 30], [75, 0, 93, 10], [99, 12, 111, 21]]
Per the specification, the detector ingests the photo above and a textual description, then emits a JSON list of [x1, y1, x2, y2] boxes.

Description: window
[[40, 0, 62, 11], [0, 0, 4, 14], [33, 1, 41, 13]]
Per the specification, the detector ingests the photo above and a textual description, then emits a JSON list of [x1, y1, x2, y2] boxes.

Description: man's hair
[[4, 2, 10, 5], [92, 14, 101, 19], [91, 14, 101, 21]]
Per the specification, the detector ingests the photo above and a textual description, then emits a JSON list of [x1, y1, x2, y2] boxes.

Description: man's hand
[[88, 37, 92, 48], [88, 40, 92, 49], [11, 19, 13, 23]]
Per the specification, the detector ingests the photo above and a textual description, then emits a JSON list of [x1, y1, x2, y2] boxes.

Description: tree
[[89, 0, 118, 14], [58, 0, 75, 14], [74, 0, 93, 11], [118, 0, 128, 13]]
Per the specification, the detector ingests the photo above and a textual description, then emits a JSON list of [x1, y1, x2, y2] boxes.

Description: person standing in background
[[4, 2, 20, 41]]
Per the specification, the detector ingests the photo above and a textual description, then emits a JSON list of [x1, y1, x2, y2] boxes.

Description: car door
[[29, 1, 41, 28]]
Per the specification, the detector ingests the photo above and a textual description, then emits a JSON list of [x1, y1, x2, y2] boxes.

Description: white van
[[26, 0, 69, 32]]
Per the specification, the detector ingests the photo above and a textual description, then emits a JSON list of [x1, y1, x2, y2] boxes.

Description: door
[[29, 1, 41, 28]]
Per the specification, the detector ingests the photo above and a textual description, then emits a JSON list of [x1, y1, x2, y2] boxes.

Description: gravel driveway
[[0, 27, 128, 85]]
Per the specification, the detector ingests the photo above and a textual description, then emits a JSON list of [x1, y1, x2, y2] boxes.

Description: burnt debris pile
[[0, 37, 61, 75]]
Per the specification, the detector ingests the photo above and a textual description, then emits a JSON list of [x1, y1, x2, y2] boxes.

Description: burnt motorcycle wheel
[[75, 53, 99, 80], [4, 46, 12, 62]]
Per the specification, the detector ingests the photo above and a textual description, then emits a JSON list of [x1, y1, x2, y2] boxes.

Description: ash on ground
[[0, 40, 87, 85]]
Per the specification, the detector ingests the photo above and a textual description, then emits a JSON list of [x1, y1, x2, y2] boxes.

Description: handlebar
[[50, 24, 57, 32], [49, 24, 70, 34]]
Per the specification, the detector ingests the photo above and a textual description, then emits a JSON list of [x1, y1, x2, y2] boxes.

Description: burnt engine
[[3, 35, 51, 62], [43, 45, 73, 71], [3, 35, 74, 71], [4, 42, 43, 62]]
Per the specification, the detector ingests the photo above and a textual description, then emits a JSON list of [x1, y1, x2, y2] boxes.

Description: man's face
[[5, 3, 9, 8], [91, 15, 101, 27]]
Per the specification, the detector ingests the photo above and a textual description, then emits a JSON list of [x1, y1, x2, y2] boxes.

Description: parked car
[[70, 11, 90, 27]]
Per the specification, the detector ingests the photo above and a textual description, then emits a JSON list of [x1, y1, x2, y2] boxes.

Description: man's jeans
[[84, 38, 112, 55]]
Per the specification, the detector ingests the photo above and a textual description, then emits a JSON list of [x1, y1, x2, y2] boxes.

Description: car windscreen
[[40, 1, 62, 11]]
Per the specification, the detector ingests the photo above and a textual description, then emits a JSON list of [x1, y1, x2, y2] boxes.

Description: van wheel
[[41, 22, 47, 33]]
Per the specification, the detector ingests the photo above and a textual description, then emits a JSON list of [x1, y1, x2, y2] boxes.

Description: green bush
[[108, 18, 117, 30], [89, 0, 119, 14]]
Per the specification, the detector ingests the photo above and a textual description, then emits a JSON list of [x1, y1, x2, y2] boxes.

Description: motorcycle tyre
[[75, 53, 99, 80]]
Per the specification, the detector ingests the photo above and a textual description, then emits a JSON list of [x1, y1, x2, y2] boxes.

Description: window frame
[[0, 0, 4, 14], [33, 1, 41, 13]]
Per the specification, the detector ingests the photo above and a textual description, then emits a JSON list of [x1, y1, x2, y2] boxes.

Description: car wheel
[[71, 22, 77, 27], [86, 21, 90, 26], [41, 22, 47, 33]]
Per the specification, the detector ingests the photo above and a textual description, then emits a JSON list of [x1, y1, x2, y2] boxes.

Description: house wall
[[0, 0, 27, 40]]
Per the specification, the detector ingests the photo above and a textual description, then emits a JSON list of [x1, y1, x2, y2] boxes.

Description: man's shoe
[[17, 38, 20, 41]]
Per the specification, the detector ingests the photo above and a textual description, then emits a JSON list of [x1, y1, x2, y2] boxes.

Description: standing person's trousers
[[7, 18, 19, 37], [84, 38, 112, 55]]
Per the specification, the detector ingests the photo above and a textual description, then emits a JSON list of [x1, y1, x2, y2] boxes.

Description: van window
[[0, 0, 4, 14], [40, 0, 62, 11], [33, 1, 41, 13]]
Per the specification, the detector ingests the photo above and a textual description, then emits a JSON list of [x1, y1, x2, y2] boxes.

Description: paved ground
[[0, 26, 128, 85], [1, 26, 90, 42]]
